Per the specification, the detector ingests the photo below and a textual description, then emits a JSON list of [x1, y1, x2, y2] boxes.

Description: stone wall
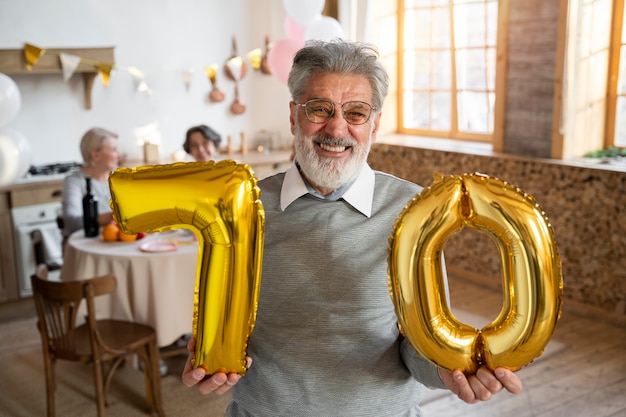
[[369, 143, 626, 316]]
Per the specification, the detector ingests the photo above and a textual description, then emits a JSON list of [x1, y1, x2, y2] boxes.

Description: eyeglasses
[[295, 99, 376, 125]]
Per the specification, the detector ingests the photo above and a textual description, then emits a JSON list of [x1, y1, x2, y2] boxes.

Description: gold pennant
[[95, 63, 114, 87], [24, 43, 46, 70]]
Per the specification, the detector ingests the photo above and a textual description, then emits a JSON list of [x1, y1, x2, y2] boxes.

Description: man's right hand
[[181, 338, 252, 395]]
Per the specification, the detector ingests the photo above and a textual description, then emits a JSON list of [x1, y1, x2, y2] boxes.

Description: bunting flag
[[21, 38, 269, 99], [23, 43, 46, 70], [127, 66, 153, 96], [59, 52, 81, 81], [182, 68, 194, 91], [95, 62, 114, 87]]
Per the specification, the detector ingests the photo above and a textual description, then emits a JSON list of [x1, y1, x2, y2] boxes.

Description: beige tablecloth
[[60, 230, 198, 347]]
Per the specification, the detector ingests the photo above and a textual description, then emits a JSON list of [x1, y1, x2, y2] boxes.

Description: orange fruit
[[101, 223, 120, 242], [118, 230, 137, 242]]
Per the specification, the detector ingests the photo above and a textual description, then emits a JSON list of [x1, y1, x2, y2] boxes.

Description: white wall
[[0, 0, 294, 165]]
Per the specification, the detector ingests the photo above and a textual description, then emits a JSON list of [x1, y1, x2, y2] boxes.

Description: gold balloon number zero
[[388, 173, 563, 374]]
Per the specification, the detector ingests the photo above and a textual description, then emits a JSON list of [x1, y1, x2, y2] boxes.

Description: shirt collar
[[280, 162, 375, 217]]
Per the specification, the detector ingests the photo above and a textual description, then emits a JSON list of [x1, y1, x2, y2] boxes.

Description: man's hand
[[181, 338, 252, 395], [438, 366, 522, 403]]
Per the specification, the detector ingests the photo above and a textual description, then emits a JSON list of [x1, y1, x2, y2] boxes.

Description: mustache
[[310, 133, 358, 148]]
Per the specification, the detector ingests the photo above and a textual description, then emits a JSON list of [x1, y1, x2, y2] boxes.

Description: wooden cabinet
[[0, 47, 115, 109], [0, 191, 18, 302], [0, 179, 64, 302], [10, 182, 63, 207]]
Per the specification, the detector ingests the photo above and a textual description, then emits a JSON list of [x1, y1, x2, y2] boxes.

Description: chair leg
[[92, 358, 106, 417], [145, 341, 165, 417], [42, 352, 56, 417], [103, 356, 126, 401]]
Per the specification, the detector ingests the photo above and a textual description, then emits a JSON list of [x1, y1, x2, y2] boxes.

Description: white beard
[[293, 120, 372, 191]]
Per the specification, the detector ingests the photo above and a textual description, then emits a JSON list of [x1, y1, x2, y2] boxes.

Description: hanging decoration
[[260, 36, 272, 75], [94, 62, 114, 87], [24, 42, 151, 94], [247, 48, 262, 70], [224, 36, 247, 115], [182, 68, 194, 91], [59, 53, 81, 82], [23, 43, 46, 70], [204, 65, 225, 103], [126, 66, 153, 95]]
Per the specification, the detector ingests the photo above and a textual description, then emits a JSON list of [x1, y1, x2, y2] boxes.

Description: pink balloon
[[267, 38, 303, 84], [284, 16, 305, 44]]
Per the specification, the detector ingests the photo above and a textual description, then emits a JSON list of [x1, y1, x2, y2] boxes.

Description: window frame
[[396, 0, 508, 148], [606, 0, 626, 148]]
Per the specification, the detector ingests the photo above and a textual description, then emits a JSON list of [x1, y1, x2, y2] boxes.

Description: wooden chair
[[30, 265, 165, 417]]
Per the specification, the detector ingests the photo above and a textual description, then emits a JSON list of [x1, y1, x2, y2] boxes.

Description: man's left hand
[[438, 366, 522, 403]]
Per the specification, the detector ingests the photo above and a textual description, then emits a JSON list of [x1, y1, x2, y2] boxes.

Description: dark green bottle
[[82, 177, 99, 237]]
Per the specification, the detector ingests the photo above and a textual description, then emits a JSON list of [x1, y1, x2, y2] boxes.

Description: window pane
[[615, 97, 626, 147], [456, 48, 488, 90], [432, 92, 452, 130], [399, 0, 499, 139], [454, 3, 486, 48], [406, 0, 434, 7], [432, 50, 452, 89], [458, 91, 493, 133], [403, 92, 431, 129], [486, 1, 498, 45], [619, 45, 626, 94], [405, 10, 431, 49], [432, 8, 451, 48], [404, 51, 431, 89]]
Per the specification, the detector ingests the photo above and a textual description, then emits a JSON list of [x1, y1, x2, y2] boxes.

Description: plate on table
[[139, 240, 179, 253]]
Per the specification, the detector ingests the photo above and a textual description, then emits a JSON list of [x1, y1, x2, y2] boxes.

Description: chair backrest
[[30, 266, 118, 361]]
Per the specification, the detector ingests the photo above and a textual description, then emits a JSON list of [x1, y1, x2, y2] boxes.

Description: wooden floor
[[2, 275, 625, 416], [427, 275, 626, 417]]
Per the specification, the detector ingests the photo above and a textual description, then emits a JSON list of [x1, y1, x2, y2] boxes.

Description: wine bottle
[[83, 177, 99, 237]]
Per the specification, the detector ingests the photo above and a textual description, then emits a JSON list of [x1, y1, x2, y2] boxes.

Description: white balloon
[[0, 128, 32, 186], [0, 73, 22, 127], [282, 0, 325, 28], [304, 16, 345, 42]]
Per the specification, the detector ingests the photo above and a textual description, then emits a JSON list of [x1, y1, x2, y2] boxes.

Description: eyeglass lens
[[304, 99, 373, 125]]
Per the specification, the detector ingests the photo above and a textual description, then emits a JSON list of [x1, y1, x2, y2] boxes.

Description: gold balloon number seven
[[109, 161, 264, 376], [388, 173, 563, 374]]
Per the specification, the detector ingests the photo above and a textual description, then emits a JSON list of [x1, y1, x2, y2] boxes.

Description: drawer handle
[[51, 189, 62, 197]]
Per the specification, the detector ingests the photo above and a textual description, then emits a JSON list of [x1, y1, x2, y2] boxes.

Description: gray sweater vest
[[229, 170, 445, 417]]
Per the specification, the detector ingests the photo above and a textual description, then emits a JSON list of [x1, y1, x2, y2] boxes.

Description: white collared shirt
[[279, 163, 376, 218]]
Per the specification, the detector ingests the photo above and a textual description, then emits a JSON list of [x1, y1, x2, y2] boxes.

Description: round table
[[60, 229, 198, 347]]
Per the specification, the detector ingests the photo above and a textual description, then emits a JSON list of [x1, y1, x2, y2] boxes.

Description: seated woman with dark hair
[[183, 125, 222, 161]]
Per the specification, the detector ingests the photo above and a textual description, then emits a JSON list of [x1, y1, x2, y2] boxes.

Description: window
[[608, 0, 626, 147], [397, 0, 503, 142]]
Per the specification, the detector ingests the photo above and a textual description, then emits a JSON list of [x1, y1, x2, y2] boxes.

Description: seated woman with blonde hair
[[61, 127, 120, 241]]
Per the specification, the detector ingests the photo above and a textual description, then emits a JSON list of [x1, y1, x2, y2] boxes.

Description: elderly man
[[182, 39, 522, 417]]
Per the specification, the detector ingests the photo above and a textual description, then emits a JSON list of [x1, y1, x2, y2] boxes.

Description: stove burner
[[28, 162, 82, 176]]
